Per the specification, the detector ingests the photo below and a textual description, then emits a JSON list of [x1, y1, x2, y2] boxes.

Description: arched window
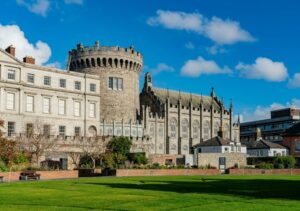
[[97, 58, 101, 66], [108, 58, 113, 67], [129, 61, 133, 70], [80, 59, 85, 68], [193, 120, 200, 139], [114, 58, 118, 68], [91, 58, 95, 67], [133, 62, 136, 70], [149, 123, 155, 137], [86, 59, 90, 67], [120, 59, 124, 68], [181, 119, 189, 139], [125, 60, 129, 69], [170, 118, 177, 138], [102, 58, 107, 67], [203, 120, 210, 140], [214, 121, 220, 137]]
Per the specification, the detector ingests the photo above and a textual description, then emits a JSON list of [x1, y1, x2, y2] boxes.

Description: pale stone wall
[[197, 153, 247, 169]]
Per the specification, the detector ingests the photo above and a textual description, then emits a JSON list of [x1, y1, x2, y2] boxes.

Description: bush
[[256, 163, 274, 169], [274, 156, 296, 169], [14, 153, 29, 164], [132, 153, 148, 165], [0, 160, 9, 172], [151, 163, 160, 169]]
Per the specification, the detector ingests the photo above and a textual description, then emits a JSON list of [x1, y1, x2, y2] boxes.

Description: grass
[[1, 175, 300, 210]]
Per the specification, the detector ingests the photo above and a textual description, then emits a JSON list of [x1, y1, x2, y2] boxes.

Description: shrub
[[14, 153, 29, 164], [132, 153, 148, 165], [0, 160, 9, 172], [151, 163, 160, 169], [274, 156, 296, 169], [257, 163, 274, 169]]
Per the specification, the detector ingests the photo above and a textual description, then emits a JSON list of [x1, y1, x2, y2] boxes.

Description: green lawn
[[1, 175, 300, 210]]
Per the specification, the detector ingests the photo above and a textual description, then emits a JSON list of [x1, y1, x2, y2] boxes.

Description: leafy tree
[[106, 136, 132, 156], [274, 156, 296, 169], [132, 153, 148, 165]]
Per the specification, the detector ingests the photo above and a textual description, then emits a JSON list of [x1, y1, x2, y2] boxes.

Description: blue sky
[[1, 0, 300, 122]]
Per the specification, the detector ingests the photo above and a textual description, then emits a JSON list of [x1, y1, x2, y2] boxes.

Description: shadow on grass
[[85, 178, 300, 200]]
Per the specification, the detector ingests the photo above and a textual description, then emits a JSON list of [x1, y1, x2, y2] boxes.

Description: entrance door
[[219, 157, 226, 170]]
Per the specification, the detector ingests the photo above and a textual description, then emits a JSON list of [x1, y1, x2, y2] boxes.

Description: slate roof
[[193, 136, 232, 148], [152, 88, 222, 109], [246, 139, 286, 149], [284, 122, 300, 136]]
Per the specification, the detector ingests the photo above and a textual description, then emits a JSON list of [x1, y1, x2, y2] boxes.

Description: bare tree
[[17, 120, 58, 167]]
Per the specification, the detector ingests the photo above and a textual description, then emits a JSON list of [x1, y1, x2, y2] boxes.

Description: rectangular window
[[6, 93, 15, 110], [7, 122, 15, 137], [58, 99, 66, 115], [7, 70, 15, 80], [74, 101, 80, 117], [26, 96, 34, 112], [26, 123, 33, 137], [27, 73, 34, 83], [44, 76, 51, 86], [108, 77, 123, 90], [59, 125, 65, 137], [90, 83, 96, 92], [89, 103, 95, 118], [43, 125, 50, 136], [75, 81, 81, 90], [74, 127, 81, 136], [108, 77, 113, 89], [59, 79, 66, 88], [43, 98, 50, 114]]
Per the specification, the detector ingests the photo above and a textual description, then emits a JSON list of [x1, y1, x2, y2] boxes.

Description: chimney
[[23, 56, 35, 65], [5, 45, 15, 57], [217, 126, 224, 138], [255, 128, 262, 140]]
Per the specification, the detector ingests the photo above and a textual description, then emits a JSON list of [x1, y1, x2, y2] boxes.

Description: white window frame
[[74, 101, 81, 117], [59, 125, 66, 137], [75, 81, 81, 90], [43, 97, 50, 114], [90, 83, 96, 92], [58, 99, 66, 115], [26, 95, 34, 112], [7, 69, 15, 80], [27, 73, 34, 84], [44, 76, 51, 86], [6, 92, 15, 110], [89, 103, 96, 118], [59, 79, 66, 88]]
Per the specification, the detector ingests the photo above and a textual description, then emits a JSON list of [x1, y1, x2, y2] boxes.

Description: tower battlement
[[68, 41, 143, 72]]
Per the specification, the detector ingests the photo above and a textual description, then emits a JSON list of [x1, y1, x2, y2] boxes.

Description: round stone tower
[[67, 41, 143, 123]]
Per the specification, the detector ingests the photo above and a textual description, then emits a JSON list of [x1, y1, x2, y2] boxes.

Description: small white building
[[246, 138, 288, 157]]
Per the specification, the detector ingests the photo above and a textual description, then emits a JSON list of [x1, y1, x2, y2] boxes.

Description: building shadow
[[84, 177, 300, 200]]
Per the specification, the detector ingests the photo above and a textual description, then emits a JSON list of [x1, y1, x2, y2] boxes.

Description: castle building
[[0, 42, 240, 166]]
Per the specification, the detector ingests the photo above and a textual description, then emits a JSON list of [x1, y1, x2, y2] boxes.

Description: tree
[[0, 120, 17, 166], [17, 120, 58, 167]]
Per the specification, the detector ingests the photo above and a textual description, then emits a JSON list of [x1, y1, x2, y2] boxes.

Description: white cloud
[[0, 24, 51, 65], [240, 99, 300, 122], [181, 56, 231, 77], [185, 42, 195, 50], [149, 63, 174, 75], [64, 0, 84, 5], [17, 0, 50, 17], [206, 45, 226, 55], [288, 73, 300, 88], [236, 57, 288, 82], [45, 61, 62, 69], [147, 10, 255, 45]]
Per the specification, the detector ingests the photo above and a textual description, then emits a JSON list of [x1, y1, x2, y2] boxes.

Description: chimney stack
[[5, 45, 15, 57], [23, 56, 35, 65], [255, 128, 262, 140]]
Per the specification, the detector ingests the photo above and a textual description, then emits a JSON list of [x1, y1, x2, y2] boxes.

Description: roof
[[152, 88, 221, 109], [246, 139, 286, 149], [284, 122, 300, 136], [193, 136, 232, 148]]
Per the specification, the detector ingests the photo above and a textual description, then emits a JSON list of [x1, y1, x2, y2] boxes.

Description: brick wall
[[0, 170, 78, 182], [116, 169, 220, 177], [148, 154, 183, 165], [229, 168, 300, 175], [283, 136, 300, 157]]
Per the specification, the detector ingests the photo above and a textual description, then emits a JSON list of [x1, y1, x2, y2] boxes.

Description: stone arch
[[80, 59, 85, 68], [88, 125, 97, 137], [120, 59, 124, 68], [133, 62, 136, 71], [97, 58, 101, 66], [181, 118, 189, 139], [129, 61, 133, 70], [86, 58, 90, 68], [125, 60, 129, 69], [114, 58, 118, 68], [108, 58, 113, 67], [102, 58, 107, 67], [91, 58, 95, 67]]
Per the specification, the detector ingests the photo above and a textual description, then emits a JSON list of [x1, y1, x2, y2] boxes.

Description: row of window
[[6, 93, 96, 118], [7, 122, 82, 137], [7, 70, 97, 92]]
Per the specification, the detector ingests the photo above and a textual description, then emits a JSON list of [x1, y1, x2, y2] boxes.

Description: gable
[[0, 49, 22, 65]]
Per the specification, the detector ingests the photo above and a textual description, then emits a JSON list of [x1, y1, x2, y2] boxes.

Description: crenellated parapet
[[67, 41, 143, 72]]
